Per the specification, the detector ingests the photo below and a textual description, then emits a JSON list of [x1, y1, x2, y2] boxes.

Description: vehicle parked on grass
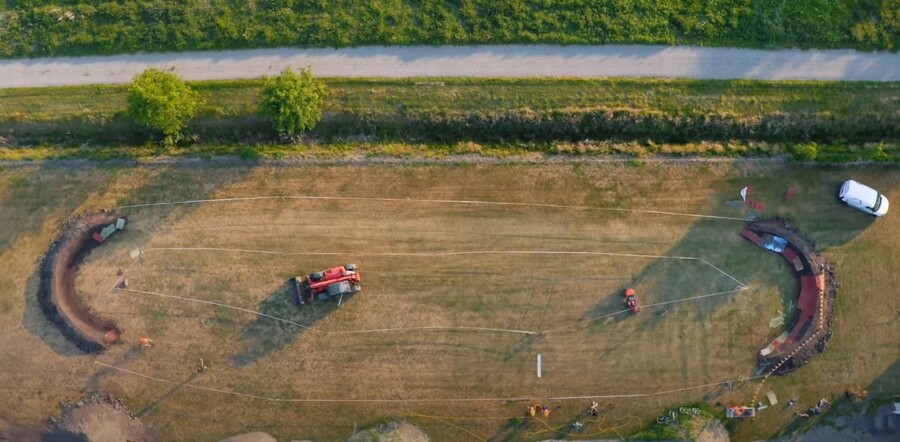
[[839, 180, 889, 217], [624, 288, 640, 313], [293, 264, 361, 305]]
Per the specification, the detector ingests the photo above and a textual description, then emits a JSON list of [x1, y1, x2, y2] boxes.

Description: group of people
[[796, 398, 832, 418], [527, 404, 552, 417], [527, 401, 600, 419]]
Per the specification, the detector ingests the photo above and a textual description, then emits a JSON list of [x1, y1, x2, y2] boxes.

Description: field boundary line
[[700, 258, 748, 288], [121, 288, 312, 329], [331, 325, 537, 336], [142, 247, 700, 260], [121, 287, 538, 336], [641, 287, 749, 309], [93, 361, 765, 403], [120, 285, 748, 337], [541, 287, 749, 334], [115, 195, 746, 221], [125, 247, 749, 336]]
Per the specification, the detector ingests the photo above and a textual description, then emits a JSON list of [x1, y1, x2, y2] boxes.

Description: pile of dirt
[[38, 212, 124, 353], [744, 218, 837, 375], [219, 432, 277, 442], [347, 421, 430, 442], [47, 392, 154, 442]]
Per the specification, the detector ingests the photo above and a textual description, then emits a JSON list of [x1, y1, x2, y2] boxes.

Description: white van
[[839, 180, 889, 217]]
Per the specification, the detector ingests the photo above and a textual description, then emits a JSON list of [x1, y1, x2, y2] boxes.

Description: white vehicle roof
[[840, 180, 879, 204]]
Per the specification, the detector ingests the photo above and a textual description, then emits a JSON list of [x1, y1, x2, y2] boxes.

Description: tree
[[260, 68, 327, 136], [127, 68, 203, 141]]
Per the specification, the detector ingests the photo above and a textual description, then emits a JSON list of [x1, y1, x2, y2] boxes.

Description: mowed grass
[[1, 78, 898, 160], [3, 78, 895, 124], [0, 162, 897, 441]]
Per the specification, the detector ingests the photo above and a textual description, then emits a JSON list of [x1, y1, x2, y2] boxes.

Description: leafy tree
[[260, 68, 328, 136], [127, 68, 203, 141]]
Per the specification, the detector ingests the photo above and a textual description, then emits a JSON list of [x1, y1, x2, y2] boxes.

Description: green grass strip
[[0, 1, 897, 57]]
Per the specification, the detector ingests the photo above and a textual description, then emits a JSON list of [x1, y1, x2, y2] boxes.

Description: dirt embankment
[[38, 212, 124, 353], [744, 218, 836, 374]]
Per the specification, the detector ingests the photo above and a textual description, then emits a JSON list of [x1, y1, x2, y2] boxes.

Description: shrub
[[260, 68, 328, 136], [126, 68, 203, 142], [792, 142, 820, 161]]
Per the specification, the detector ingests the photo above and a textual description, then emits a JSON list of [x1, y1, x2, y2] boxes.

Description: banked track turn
[[38, 212, 124, 353]]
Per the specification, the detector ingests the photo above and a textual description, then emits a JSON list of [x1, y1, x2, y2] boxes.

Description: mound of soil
[[219, 432, 277, 442], [38, 212, 124, 353], [347, 421, 430, 442], [48, 392, 154, 442]]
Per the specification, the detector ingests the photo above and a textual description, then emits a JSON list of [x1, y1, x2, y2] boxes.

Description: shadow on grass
[[1, 114, 271, 148], [85, 346, 145, 392], [0, 163, 121, 256], [577, 170, 885, 377], [488, 416, 531, 442], [764, 358, 900, 441], [231, 280, 350, 367], [42, 430, 91, 442], [135, 371, 204, 418]]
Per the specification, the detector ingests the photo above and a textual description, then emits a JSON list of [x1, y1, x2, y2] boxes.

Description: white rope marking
[[107, 254, 142, 293], [700, 258, 748, 288], [125, 247, 749, 336], [115, 195, 746, 221], [141, 247, 700, 260], [542, 287, 749, 334], [641, 287, 749, 309], [120, 288, 536, 336], [122, 288, 311, 329], [331, 326, 536, 336], [93, 361, 763, 403], [122, 285, 747, 337], [541, 308, 634, 334]]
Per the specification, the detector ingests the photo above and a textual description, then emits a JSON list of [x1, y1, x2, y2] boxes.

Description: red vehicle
[[294, 264, 361, 305], [624, 288, 640, 313]]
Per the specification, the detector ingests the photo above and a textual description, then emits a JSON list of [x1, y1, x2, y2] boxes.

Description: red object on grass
[[783, 185, 799, 202], [745, 198, 766, 212], [624, 288, 640, 313]]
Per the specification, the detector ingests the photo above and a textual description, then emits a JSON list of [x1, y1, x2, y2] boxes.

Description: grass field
[[2, 78, 898, 161], [0, 161, 897, 441], [0, 1, 896, 57]]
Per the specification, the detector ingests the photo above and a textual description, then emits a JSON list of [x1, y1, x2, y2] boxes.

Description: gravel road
[[1, 45, 898, 88]]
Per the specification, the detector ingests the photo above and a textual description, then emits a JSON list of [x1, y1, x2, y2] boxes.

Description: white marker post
[[537, 354, 542, 378]]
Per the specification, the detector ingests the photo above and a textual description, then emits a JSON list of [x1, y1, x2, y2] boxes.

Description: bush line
[[3, 108, 899, 162], [317, 109, 900, 144]]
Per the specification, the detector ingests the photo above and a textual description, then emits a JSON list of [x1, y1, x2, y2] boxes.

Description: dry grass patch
[[0, 162, 896, 441]]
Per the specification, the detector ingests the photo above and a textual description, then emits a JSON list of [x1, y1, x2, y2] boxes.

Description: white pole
[[537, 354, 542, 378]]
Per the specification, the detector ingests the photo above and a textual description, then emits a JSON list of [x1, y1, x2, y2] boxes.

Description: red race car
[[624, 288, 640, 313]]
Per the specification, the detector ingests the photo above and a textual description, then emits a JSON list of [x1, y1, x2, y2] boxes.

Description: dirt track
[[0, 44, 898, 88], [38, 212, 123, 353]]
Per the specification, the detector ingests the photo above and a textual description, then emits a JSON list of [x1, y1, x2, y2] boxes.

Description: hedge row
[[5, 107, 899, 147], [317, 108, 900, 144], [0, 0, 897, 57]]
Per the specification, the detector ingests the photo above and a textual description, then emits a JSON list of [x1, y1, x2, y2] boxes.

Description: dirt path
[[39, 212, 123, 352], [1, 45, 897, 88]]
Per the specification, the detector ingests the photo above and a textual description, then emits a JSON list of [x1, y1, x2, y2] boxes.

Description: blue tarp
[[764, 235, 788, 253]]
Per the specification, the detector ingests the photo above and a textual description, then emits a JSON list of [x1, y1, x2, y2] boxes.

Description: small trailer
[[92, 217, 126, 243], [726, 406, 756, 419]]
